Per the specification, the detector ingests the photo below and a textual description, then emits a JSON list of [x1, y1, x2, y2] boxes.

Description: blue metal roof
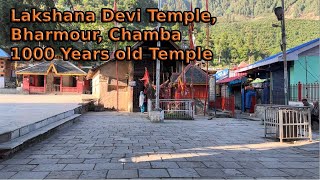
[[0, 48, 10, 58], [252, 38, 319, 66], [236, 38, 320, 73]]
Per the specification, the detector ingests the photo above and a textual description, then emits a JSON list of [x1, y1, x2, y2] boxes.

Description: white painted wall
[[289, 101, 304, 106], [0, 77, 4, 88], [92, 74, 100, 98]]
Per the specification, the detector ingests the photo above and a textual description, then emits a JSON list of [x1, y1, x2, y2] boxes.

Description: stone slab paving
[[0, 111, 319, 179], [0, 95, 83, 134]]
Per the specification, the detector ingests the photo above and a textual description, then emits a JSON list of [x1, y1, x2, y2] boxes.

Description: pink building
[[16, 60, 89, 94]]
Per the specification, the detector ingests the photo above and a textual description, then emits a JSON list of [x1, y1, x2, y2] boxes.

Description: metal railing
[[264, 105, 312, 142], [289, 82, 319, 102], [149, 99, 194, 120], [209, 95, 235, 117]]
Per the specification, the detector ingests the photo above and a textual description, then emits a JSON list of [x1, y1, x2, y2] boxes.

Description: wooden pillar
[[44, 75, 46, 93], [76, 76, 79, 93], [60, 75, 62, 92], [27, 75, 30, 93], [77, 76, 84, 94]]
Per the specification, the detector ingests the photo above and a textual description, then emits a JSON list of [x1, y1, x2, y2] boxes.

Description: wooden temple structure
[[87, 40, 187, 112], [86, 39, 210, 113], [16, 60, 90, 94]]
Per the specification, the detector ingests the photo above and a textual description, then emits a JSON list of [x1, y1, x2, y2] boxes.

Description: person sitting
[[302, 98, 313, 108], [302, 99, 318, 130]]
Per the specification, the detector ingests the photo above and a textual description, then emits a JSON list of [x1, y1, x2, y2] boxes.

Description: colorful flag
[[140, 67, 150, 87], [178, 76, 186, 92]]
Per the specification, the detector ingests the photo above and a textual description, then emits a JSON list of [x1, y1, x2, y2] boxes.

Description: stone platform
[[0, 95, 87, 157]]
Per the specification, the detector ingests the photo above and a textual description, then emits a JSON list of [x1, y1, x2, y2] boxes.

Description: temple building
[[86, 40, 184, 112], [16, 60, 90, 94]]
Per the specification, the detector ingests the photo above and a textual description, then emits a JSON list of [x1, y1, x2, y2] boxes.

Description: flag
[[178, 76, 182, 89], [188, 1, 194, 50], [178, 76, 186, 92], [140, 67, 149, 87]]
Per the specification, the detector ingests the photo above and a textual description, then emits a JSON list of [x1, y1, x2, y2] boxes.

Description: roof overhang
[[236, 38, 320, 73], [16, 72, 87, 76]]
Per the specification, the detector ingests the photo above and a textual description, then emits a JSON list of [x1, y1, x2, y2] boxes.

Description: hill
[[0, 0, 319, 67], [198, 18, 319, 67], [165, 0, 320, 20]]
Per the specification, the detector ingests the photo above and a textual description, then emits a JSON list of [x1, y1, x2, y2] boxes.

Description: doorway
[[53, 77, 61, 92]]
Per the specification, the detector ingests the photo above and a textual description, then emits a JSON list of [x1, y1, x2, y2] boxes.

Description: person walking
[[139, 91, 145, 113]]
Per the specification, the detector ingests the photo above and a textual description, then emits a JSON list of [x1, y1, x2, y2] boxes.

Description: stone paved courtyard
[[0, 112, 319, 179], [0, 95, 83, 134]]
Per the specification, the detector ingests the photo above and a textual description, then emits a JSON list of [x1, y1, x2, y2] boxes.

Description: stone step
[[0, 114, 81, 150], [0, 109, 76, 143]]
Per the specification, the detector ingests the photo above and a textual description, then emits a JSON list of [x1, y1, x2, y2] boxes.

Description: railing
[[209, 95, 235, 117], [264, 105, 312, 142], [29, 86, 45, 93], [5, 82, 16, 88], [61, 87, 78, 93], [149, 99, 194, 120], [290, 82, 319, 102]]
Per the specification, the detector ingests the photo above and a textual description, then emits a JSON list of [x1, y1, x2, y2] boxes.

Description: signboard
[[215, 69, 229, 81], [128, 81, 136, 87], [209, 76, 216, 101]]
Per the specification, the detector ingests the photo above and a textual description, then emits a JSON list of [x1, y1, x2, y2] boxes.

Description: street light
[[274, 7, 284, 21], [274, 1, 288, 105]]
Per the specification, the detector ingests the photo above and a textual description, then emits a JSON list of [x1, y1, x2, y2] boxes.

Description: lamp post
[[155, 0, 161, 110], [274, 1, 288, 105]]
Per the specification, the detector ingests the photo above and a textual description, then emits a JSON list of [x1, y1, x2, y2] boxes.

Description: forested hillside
[[164, 0, 320, 20], [196, 18, 319, 67], [0, 0, 319, 67]]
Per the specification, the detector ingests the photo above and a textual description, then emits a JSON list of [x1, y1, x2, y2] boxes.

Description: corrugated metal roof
[[172, 64, 209, 85], [217, 75, 246, 84], [0, 48, 10, 58], [16, 60, 87, 75], [236, 38, 320, 72]]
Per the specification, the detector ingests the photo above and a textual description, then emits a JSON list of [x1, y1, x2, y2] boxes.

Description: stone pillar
[[128, 61, 134, 112], [149, 110, 164, 123]]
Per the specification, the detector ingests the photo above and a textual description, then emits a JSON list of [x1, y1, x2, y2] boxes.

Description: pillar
[[298, 81, 302, 101], [60, 75, 62, 92], [128, 61, 134, 112], [44, 75, 46, 93]]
